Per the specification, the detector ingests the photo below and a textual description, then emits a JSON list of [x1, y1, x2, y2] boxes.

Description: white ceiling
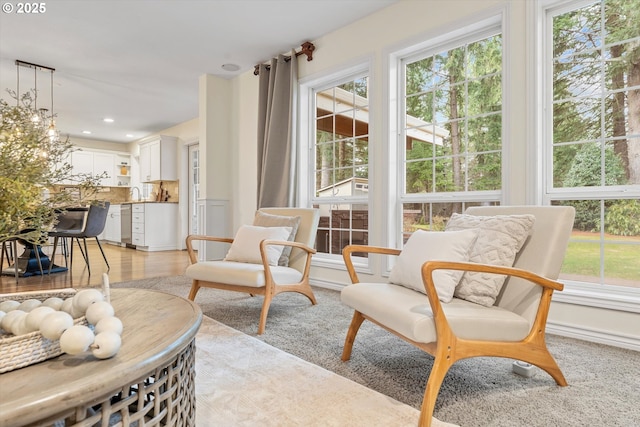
[[0, 0, 396, 144]]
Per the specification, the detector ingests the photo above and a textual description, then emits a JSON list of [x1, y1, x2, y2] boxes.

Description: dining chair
[[49, 202, 110, 275]]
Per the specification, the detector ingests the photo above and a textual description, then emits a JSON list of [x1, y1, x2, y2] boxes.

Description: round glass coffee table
[[0, 288, 202, 426]]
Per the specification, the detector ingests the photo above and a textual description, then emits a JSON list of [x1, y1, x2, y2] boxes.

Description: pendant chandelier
[[15, 59, 58, 142]]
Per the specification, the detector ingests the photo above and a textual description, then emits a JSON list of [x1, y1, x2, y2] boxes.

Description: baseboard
[[311, 279, 345, 292], [547, 322, 640, 352]]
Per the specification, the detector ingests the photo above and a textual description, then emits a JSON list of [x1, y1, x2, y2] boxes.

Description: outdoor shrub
[[562, 143, 627, 231], [604, 199, 640, 236]]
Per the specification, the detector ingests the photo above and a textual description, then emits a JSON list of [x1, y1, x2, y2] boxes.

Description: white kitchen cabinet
[[71, 151, 93, 176], [139, 143, 151, 184], [139, 136, 178, 182], [132, 203, 178, 251], [93, 152, 115, 186], [103, 204, 122, 244], [69, 149, 130, 187]]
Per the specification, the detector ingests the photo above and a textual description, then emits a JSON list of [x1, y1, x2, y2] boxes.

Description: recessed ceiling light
[[82, 130, 92, 134], [103, 118, 114, 123], [221, 63, 240, 72], [126, 134, 134, 138]]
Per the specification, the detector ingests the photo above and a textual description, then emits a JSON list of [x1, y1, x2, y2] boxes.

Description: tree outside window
[[547, 0, 639, 287], [401, 31, 503, 241]]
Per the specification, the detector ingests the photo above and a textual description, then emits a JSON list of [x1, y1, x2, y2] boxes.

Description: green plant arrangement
[[0, 91, 104, 245]]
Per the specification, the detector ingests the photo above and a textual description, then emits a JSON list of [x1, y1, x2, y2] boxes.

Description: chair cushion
[[341, 282, 530, 343], [388, 229, 478, 302], [224, 225, 292, 266], [253, 211, 301, 267], [445, 213, 535, 307], [185, 261, 303, 287]]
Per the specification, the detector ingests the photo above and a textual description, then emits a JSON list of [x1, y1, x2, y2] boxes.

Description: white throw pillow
[[445, 213, 535, 307], [253, 211, 301, 266], [225, 225, 293, 266], [388, 229, 479, 302]]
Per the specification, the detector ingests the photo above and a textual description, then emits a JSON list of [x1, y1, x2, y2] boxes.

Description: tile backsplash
[[149, 181, 179, 202], [51, 181, 179, 204]]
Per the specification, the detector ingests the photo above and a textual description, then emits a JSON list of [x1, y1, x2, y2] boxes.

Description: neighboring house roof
[[316, 87, 449, 145], [317, 176, 369, 195]]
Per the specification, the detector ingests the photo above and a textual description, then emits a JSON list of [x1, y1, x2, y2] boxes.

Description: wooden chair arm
[[185, 234, 234, 264], [260, 239, 317, 255], [342, 244, 402, 284], [421, 261, 564, 293], [421, 260, 564, 342], [258, 240, 317, 286]]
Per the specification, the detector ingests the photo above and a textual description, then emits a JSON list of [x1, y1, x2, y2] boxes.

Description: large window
[[543, 0, 640, 288], [398, 26, 503, 241], [309, 74, 370, 257]]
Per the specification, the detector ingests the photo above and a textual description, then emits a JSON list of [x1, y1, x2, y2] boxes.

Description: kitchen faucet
[[130, 186, 141, 202]]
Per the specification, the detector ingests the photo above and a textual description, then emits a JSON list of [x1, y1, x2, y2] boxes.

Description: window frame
[[534, 0, 640, 313], [298, 60, 374, 270], [390, 15, 506, 250]]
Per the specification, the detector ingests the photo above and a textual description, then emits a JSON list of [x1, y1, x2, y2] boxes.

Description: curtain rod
[[253, 41, 315, 76]]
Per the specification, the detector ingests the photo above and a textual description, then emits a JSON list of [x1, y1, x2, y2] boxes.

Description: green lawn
[[562, 233, 640, 281]]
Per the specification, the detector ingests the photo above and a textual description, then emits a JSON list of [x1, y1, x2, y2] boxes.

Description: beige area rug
[[195, 315, 455, 426]]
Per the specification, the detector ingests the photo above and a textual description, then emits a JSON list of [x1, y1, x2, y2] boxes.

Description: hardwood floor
[[0, 241, 190, 294]]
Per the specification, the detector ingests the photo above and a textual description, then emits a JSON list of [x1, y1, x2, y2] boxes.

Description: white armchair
[[185, 207, 320, 334], [341, 206, 575, 426]]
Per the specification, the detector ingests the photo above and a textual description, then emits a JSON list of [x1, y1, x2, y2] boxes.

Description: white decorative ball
[[11, 315, 33, 335], [1, 309, 26, 332], [42, 297, 64, 311], [61, 297, 83, 318], [85, 301, 115, 325], [95, 316, 123, 335], [60, 298, 74, 315], [91, 332, 122, 359], [17, 299, 42, 312], [59, 325, 95, 355], [72, 289, 105, 315], [40, 311, 74, 340], [26, 306, 56, 332], [0, 300, 20, 312]]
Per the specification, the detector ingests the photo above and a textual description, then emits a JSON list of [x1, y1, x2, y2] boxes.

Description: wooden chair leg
[[297, 283, 317, 305], [257, 292, 274, 335], [522, 345, 568, 386], [341, 310, 366, 361], [188, 281, 201, 301], [418, 351, 456, 427]]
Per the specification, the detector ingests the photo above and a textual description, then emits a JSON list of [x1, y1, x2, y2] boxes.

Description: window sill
[[553, 281, 640, 314]]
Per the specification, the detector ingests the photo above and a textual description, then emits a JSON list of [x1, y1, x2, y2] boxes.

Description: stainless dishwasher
[[121, 203, 132, 245]]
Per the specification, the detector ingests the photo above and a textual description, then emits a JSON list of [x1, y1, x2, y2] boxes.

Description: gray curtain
[[257, 51, 297, 208]]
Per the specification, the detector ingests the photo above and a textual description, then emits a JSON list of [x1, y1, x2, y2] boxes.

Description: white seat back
[[464, 206, 575, 324], [259, 208, 320, 273]]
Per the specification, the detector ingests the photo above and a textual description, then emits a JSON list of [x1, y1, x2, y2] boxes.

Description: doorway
[[188, 143, 200, 237]]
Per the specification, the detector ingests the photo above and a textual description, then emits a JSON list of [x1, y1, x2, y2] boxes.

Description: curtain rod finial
[[300, 41, 315, 62]]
